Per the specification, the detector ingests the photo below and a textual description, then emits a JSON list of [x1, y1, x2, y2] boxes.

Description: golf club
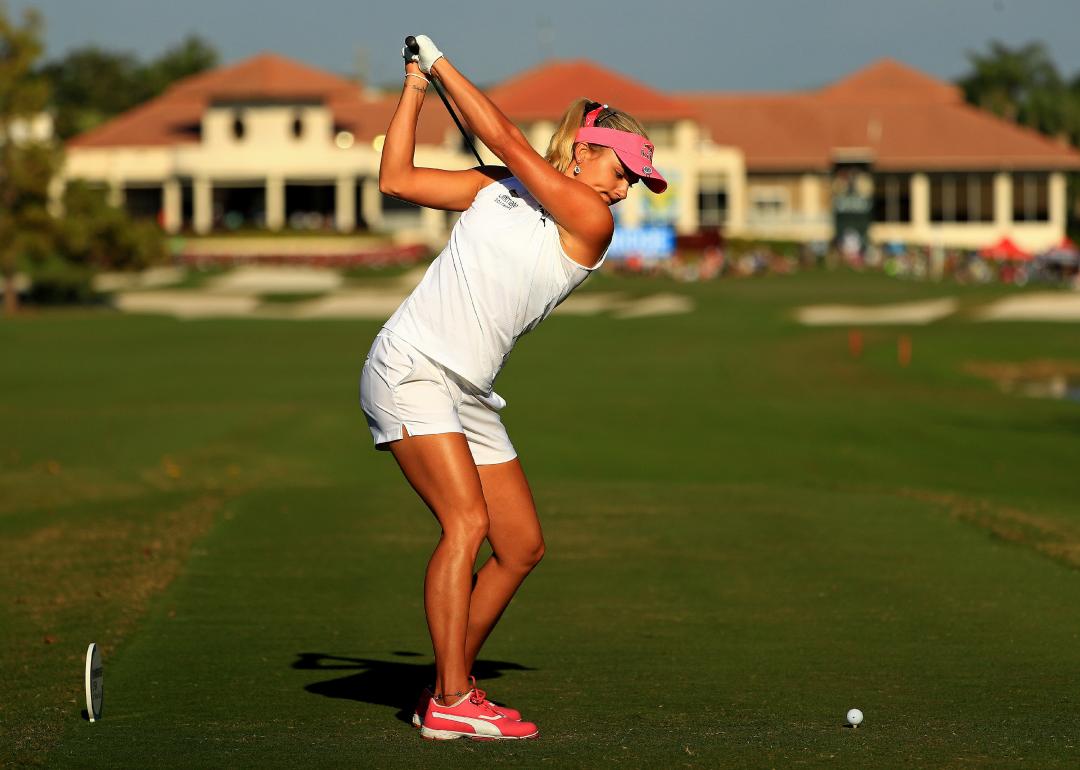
[[405, 35, 485, 166]]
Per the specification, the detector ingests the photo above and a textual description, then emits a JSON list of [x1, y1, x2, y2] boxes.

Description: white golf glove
[[411, 34, 444, 74]]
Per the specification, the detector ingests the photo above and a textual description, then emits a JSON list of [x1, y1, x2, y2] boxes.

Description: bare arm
[[379, 61, 508, 211], [428, 58, 613, 263]]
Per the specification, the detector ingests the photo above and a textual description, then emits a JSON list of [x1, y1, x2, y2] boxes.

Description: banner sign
[[608, 226, 676, 259]]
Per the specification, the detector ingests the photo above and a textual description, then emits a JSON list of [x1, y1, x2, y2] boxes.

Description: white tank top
[[382, 175, 608, 395]]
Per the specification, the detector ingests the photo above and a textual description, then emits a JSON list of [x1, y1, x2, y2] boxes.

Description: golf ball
[[847, 708, 864, 727]]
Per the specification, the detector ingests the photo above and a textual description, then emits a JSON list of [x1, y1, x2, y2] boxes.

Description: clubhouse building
[[63, 53, 1080, 251]]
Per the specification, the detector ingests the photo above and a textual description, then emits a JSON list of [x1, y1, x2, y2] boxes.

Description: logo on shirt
[[494, 193, 519, 210]]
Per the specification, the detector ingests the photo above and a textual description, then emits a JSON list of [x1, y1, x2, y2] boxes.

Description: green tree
[[959, 40, 1080, 238], [38, 46, 141, 139], [0, 3, 59, 316], [41, 35, 218, 141], [958, 41, 1064, 128], [56, 181, 166, 272], [137, 35, 218, 101]]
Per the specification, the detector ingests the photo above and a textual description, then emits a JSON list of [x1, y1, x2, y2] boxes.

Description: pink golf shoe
[[419, 689, 538, 741], [412, 677, 521, 727]]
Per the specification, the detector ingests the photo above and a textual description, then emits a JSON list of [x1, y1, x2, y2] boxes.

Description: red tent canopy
[[979, 236, 1032, 261], [1041, 236, 1080, 265], [1053, 236, 1079, 255]]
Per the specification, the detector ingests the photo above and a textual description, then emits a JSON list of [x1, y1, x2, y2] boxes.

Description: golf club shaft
[[405, 36, 485, 167]]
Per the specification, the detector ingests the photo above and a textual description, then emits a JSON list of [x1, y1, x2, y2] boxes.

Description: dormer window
[[292, 113, 304, 139], [232, 112, 245, 141]]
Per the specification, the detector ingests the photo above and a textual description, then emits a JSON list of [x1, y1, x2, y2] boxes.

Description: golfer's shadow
[[293, 651, 534, 725]]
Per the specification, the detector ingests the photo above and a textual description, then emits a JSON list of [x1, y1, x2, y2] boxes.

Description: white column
[[266, 175, 285, 231], [727, 158, 747, 235], [335, 175, 356, 233], [47, 175, 65, 218], [911, 173, 930, 233], [529, 121, 555, 154], [675, 120, 698, 234], [993, 172, 1012, 231], [361, 177, 383, 230], [162, 178, 182, 233], [1049, 172, 1066, 235], [620, 190, 643, 227], [107, 177, 124, 207], [800, 174, 821, 222], [193, 176, 212, 234], [421, 206, 446, 245]]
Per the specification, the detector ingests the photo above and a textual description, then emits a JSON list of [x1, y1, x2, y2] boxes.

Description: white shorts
[[359, 331, 516, 466]]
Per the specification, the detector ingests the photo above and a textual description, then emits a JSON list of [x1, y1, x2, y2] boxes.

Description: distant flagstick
[[405, 36, 485, 167]]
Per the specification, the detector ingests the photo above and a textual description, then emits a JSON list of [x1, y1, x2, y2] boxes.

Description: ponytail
[[544, 98, 650, 173]]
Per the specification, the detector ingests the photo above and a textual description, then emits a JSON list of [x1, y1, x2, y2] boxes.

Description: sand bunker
[[613, 293, 696, 319], [794, 297, 958, 326], [208, 266, 344, 294], [557, 292, 694, 319], [277, 290, 410, 319], [114, 291, 259, 318], [110, 285, 693, 321], [92, 267, 185, 292], [973, 293, 1080, 322], [556, 293, 626, 316]]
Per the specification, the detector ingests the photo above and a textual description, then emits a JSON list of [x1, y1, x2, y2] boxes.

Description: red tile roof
[[69, 53, 451, 148], [69, 54, 1080, 173], [486, 59, 693, 122], [685, 58, 1080, 171], [167, 51, 361, 101], [816, 58, 961, 104]]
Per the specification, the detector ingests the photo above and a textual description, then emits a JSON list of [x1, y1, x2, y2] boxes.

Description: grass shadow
[[293, 651, 535, 725]]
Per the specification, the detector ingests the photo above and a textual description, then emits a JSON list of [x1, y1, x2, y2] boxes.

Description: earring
[[573, 165, 581, 175]]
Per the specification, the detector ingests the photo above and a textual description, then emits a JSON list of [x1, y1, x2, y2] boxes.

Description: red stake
[[898, 334, 912, 367]]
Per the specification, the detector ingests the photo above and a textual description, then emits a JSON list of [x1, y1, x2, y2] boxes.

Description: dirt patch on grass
[[964, 359, 1080, 380], [963, 359, 1080, 401], [0, 449, 321, 765], [0, 494, 222, 764], [903, 488, 1080, 569]]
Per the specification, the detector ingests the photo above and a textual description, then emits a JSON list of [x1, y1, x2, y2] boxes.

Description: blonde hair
[[544, 98, 649, 173]]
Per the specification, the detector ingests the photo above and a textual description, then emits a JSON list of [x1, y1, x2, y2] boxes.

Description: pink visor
[[575, 104, 668, 194]]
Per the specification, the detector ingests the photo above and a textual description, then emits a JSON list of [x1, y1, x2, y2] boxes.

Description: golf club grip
[[402, 36, 484, 166]]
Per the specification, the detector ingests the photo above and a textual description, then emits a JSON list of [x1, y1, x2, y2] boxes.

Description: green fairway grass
[[2, 270, 1079, 768]]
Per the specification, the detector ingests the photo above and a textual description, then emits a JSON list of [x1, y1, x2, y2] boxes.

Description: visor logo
[[642, 165, 653, 176], [641, 145, 654, 160]]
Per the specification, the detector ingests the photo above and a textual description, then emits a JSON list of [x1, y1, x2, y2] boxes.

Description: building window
[[1013, 173, 1049, 222], [697, 173, 728, 227], [123, 185, 163, 221], [292, 114, 304, 140], [750, 186, 789, 221], [381, 192, 422, 227], [232, 112, 245, 141], [872, 174, 911, 222], [930, 173, 994, 223]]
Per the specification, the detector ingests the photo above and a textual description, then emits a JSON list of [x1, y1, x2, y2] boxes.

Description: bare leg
[[464, 458, 545, 671], [389, 428, 488, 703]]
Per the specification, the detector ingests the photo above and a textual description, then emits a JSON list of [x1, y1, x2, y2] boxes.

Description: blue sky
[[12, 0, 1078, 91]]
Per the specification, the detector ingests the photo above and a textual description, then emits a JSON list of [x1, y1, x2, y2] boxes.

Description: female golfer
[[359, 34, 667, 741]]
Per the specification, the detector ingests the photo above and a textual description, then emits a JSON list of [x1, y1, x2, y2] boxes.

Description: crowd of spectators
[[605, 233, 1080, 289]]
